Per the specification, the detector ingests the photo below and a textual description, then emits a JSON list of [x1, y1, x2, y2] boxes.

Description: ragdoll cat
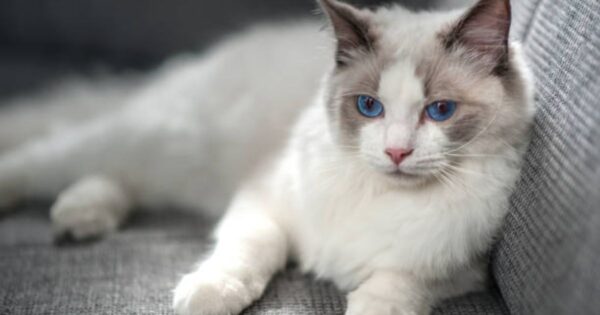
[[0, 0, 535, 314]]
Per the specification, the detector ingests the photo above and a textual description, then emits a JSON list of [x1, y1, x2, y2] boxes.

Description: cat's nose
[[385, 148, 414, 165]]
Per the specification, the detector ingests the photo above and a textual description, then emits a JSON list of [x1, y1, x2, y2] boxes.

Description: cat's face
[[322, 0, 534, 186]]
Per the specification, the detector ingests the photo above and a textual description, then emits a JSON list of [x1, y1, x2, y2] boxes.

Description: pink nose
[[385, 148, 414, 165]]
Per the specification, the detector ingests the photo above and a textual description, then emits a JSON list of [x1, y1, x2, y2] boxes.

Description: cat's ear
[[319, 0, 375, 67], [445, 0, 512, 75]]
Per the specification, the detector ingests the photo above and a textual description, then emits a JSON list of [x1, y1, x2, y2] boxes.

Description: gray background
[[0, 0, 436, 96]]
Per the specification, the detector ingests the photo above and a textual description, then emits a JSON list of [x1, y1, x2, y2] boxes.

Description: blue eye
[[357, 95, 384, 118], [425, 100, 457, 122]]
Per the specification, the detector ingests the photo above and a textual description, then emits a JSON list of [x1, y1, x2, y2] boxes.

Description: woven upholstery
[[0, 207, 506, 315], [493, 1, 600, 314]]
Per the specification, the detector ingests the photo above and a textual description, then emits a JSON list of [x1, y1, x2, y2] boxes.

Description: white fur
[[0, 21, 330, 218], [0, 4, 534, 315], [51, 175, 131, 239]]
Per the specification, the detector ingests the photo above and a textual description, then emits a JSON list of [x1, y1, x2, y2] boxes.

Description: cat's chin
[[380, 169, 434, 188]]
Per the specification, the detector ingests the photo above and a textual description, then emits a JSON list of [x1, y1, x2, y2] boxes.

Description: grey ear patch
[[318, 0, 377, 67], [443, 0, 512, 75]]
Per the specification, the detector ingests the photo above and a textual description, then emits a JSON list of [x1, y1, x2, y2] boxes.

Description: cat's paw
[[50, 193, 123, 241], [50, 176, 130, 241], [173, 267, 264, 315]]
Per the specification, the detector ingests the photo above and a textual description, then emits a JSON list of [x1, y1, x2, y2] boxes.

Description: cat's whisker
[[413, 154, 448, 163], [433, 170, 455, 192], [440, 163, 488, 178], [445, 153, 511, 159], [413, 157, 446, 165], [436, 167, 483, 201], [438, 161, 509, 188]]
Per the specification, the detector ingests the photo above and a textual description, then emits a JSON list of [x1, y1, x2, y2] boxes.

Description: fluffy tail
[[0, 73, 143, 152]]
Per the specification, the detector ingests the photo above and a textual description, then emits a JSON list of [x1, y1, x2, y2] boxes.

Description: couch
[[1, 0, 599, 314]]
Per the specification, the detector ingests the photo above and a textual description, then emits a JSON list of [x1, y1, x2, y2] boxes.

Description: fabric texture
[[0, 207, 507, 315], [493, 0, 600, 314]]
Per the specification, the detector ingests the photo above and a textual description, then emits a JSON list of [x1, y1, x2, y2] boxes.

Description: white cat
[[0, 0, 534, 314]]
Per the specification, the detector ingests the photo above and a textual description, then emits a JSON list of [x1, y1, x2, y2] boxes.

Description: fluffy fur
[[0, 0, 535, 314]]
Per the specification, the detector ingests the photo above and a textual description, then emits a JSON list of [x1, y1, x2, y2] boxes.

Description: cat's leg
[[346, 270, 432, 315], [51, 175, 132, 240], [0, 117, 134, 233], [0, 125, 93, 202], [173, 189, 287, 315]]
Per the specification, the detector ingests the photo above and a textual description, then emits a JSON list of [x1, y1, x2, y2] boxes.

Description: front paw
[[173, 267, 265, 315]]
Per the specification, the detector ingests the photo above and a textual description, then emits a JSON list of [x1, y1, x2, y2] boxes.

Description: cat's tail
[[0, 73, 143, 152]]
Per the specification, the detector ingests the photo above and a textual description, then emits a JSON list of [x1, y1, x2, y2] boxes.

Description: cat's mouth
[[380, 165, 441, 186], [385, 169, 424, 180], [378, 169, 434, 188]]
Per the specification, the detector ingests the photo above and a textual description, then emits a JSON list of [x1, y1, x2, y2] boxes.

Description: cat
[[0, 0, 535, 314]]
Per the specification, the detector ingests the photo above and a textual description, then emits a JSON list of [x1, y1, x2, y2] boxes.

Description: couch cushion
[[0, 206, 507, 315], [493, 1, 600, 314]]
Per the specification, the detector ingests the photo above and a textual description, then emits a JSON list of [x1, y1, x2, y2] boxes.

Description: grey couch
[[1, 0, 599, 314]]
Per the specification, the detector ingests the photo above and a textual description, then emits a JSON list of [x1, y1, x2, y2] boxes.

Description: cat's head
[[320, 0, 534, 187]]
